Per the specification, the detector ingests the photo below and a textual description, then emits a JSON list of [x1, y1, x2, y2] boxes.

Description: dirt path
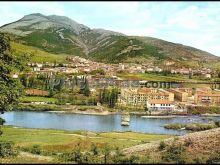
[[19, 151, 54, 161], [122, 137, 174, 155]]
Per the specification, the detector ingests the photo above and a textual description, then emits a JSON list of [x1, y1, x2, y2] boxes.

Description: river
[[1, 111, 220, 135]]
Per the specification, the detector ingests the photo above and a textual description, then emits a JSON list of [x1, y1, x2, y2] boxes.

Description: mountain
[[0, 13, 219, 68]]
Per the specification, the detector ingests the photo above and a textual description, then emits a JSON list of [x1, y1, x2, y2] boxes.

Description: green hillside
[[89, 36, 165, 63], [20, 28, 85, 56], [11, 42, 67, 63]]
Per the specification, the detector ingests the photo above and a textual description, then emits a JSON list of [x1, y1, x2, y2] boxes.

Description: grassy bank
[[15, 104, 62, 111], [15, 103, 146, 115], [0, 126, 173, 163], [164, 121, 220, 131], [20, 96, 57, 104]]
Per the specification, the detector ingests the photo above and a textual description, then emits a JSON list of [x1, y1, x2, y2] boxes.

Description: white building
[[33, 67, 41, 71], [146, 100, 174, 111], [12, 74, 18, 79]]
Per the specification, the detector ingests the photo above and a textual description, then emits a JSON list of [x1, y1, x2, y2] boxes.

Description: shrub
[[29, 145, 41, 155], [206, 151, 220, 164], [214, 120, 220, 127], [184, 138, 193, 147], [193, 157, 205, 164], [58, 152, 74, 162], [0, 117, 5, 125], [164, 122, 217, 131], [159, 141, 166, 150], [115, 155, 140, 164], [73, 148, 83, 164], [91, 143, 99, 155], [185, 123, 216, 131], [164, 123, 183, 130], [162, 142, 187, 163], [0, 141, 17, 158]]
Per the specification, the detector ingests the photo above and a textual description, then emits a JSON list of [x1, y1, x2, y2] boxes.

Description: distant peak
[[21, 13, 47, 21], [25, 13, 45, 17]]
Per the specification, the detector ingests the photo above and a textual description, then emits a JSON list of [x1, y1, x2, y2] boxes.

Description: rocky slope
[[122, 127, 220, 156]]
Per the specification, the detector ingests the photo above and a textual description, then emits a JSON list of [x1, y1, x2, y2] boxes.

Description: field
[[1, 126, 173, 150], [1, 126, 219, 164], [19, 96, 57, 104], [0, 126, 173, 163], [117, 72, 206, 82]]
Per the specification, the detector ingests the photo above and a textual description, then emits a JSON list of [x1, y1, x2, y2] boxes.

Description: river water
[[1, 111, 220, 135]]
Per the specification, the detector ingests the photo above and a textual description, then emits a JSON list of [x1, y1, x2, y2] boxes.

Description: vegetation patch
[[11, 42, 67, 63], [19, 96, 57, 104], [164, 122, 219, 131], [187, 106, 220, 115], [15, 104, 61, 111]]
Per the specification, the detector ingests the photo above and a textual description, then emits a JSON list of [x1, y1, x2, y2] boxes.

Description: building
[[119, 87, 174, 106], [194, 90, 220, 105], [64, 68, 79, 74], [168, 88, 188, 102], [196, 87, 212, 93], [178, 88, 193, 97], [146, 100, 174, 111]]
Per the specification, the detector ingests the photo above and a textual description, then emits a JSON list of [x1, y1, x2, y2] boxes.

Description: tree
[[98, 89, 103, 104], [74, 75, 78, 86], [99, 87, 119, 108], [0, 33, 27, 157], [19, 74, 28, 88], [91, 143, 99, 155], [0, 33, 27, 113], [218, 72, 220, 78], [103, 145, 110, 164], [84, 80, 90, 96], [81, 77, 90, 97]]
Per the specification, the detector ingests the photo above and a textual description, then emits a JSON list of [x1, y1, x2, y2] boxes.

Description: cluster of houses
[[119, 87, 220, 111], [27, 56, 216, 80]]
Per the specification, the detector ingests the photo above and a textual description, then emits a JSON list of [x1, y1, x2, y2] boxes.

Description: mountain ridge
[[0, 13, 219, 68]]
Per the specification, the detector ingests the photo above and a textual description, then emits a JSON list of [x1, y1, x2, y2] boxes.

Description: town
[[13, 55, 220, 115], [29, 56, 216, 79]]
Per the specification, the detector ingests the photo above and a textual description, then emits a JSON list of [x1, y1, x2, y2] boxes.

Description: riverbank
[[0, 126, 173, 164], [47, 109, 115, 115], [15, 103, 116, 115], [201, 113, 220, 117], [15, 103, 220, 117], [141, 115, 188, 119], [1, 126, 219, 164]]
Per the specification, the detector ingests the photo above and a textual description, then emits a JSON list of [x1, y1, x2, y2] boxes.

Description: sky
[[0, 1, 220, 56]]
